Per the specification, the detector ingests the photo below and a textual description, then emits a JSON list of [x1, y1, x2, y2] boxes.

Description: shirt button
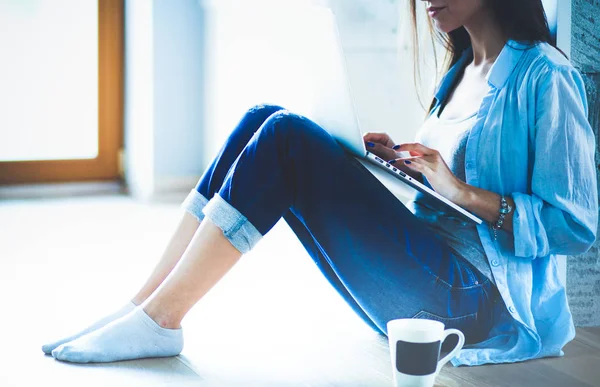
[[508, 306, 516, 314], [491, 259, 500, 267]]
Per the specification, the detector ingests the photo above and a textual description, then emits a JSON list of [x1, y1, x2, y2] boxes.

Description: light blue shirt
[[431, 41, 598, 366]]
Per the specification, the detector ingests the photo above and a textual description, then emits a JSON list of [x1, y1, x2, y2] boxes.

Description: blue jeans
[[183, 104, 499, 344]]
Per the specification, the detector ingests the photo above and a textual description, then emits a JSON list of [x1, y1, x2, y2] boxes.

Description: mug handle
[[436, 329, 465, 372]]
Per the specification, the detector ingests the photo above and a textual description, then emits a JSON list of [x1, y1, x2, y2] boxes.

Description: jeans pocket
[[412, 310, 481, 345]]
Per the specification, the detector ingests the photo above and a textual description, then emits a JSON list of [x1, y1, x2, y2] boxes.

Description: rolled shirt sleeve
[[512, 65, 598, 258]]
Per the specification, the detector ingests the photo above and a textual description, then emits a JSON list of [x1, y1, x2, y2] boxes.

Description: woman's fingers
[[395, 157, 421, 168], [393, 151, 416, 159], [389, 154, 432, 174], [363, 132, 388, 142], [363, 132, 394, 148], [390, 158, 428, 176], [366, 142, 396, 161], [395, 142, 432, 156]]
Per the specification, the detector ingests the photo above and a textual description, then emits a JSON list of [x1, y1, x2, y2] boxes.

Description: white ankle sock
[[42, 301, 136, 355], [51, 308, 183, 363]]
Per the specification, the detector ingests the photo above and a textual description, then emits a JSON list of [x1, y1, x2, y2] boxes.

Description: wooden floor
[[438, 327, 600, 387], [1, 195, 599, 387]]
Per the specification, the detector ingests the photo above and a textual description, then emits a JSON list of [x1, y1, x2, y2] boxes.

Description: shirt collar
[[486, 40, 529, 89], [433, 40, 529, 104]]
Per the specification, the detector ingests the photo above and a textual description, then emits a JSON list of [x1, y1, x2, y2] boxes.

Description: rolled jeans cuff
[[181, 189, 210, 222], [202, 193, 263, 254]]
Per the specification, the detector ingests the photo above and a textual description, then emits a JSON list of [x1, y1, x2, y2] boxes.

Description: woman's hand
[[363, 132, 397, 160], [363, 132, 419, 178], [390, 143, 466, 202]]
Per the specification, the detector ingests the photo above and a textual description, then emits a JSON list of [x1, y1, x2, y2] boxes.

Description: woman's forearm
[[454, 182, 515, 233]]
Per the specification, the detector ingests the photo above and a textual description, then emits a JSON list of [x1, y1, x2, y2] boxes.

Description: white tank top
[[405, 105, 495, 284]]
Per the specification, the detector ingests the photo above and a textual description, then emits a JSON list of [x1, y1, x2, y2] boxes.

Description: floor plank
[[440, 330, 600, 387], [575, 327, 600, 351]]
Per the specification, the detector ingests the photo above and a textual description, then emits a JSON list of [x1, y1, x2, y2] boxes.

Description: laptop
[[262, 5, 483, 225]]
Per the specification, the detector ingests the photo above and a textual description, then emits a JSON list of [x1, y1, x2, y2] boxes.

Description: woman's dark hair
[[408, 0, 559, 112]]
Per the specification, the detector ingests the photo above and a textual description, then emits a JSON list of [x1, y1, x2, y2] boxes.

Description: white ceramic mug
[[387, 318, 465, 387]]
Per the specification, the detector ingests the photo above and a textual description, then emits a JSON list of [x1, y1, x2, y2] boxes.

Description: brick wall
[[567, 0, 600, 326]]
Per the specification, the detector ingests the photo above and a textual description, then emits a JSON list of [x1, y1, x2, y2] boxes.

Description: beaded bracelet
[[491, 196, 513, 240]]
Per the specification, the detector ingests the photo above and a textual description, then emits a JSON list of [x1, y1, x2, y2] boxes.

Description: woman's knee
[[245, 104, 286, 122], [261, 110, 331, 147], [225, 104, 287, 148]]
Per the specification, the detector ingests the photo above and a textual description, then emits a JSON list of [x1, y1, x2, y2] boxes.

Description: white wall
[[329, 0, 426, 144], [125, 0, 206, 200], [124, 0, 155, 199], [125, 0, 429, 199], [202, 0, 427, 165], [153, 0, 205, 179]]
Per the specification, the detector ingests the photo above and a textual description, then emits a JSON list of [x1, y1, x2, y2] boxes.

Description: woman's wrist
[[453, 183, 515, 233]]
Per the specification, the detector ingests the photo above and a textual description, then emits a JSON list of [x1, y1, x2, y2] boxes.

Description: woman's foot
[[41, 301, 136, 354], [51, 308, 183, 363]]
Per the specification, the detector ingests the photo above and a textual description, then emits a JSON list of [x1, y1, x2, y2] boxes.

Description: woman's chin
[[431, 20, 460, 35]]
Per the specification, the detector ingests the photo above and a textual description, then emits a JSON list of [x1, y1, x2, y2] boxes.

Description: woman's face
[[421, 0, 488, 33]]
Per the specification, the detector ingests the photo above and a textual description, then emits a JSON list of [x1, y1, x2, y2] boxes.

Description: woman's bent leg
[[282, 211, 382, 333], [44, 105, 284, 357], [132, 212, 200, 305], [136, 104, 286, 303]]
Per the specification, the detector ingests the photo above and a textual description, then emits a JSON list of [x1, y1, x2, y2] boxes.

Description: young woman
[[43, 0, 597, 366]]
